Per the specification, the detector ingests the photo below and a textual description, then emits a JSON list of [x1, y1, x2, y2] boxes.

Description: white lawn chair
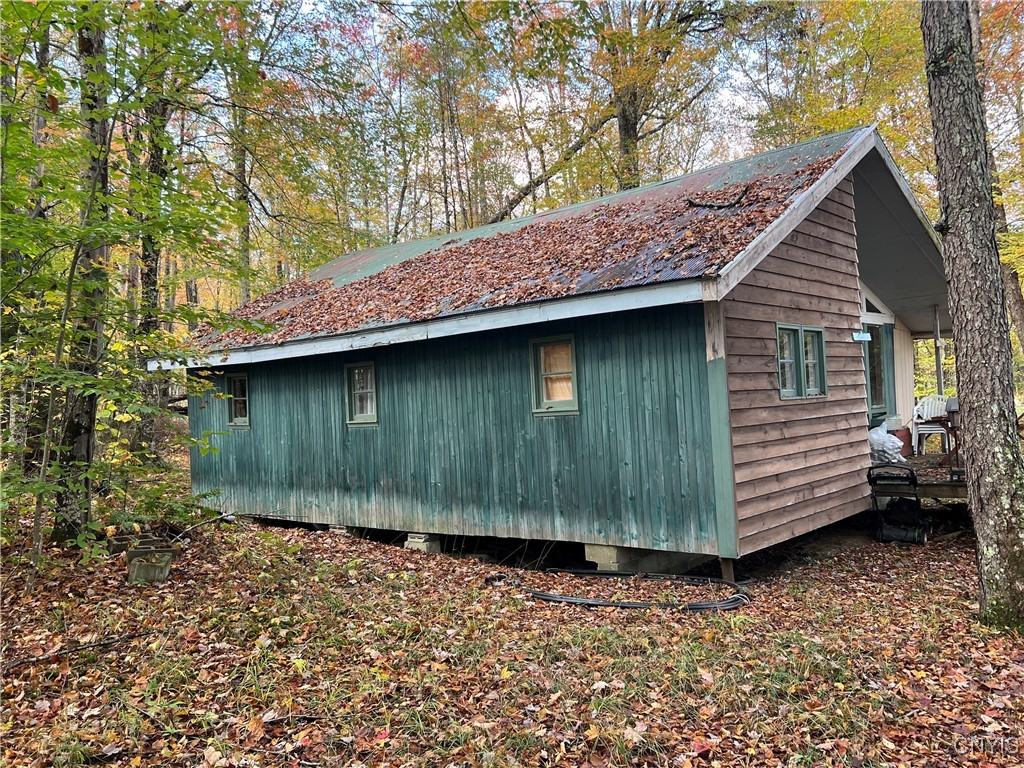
[[911, 395, 950, 455]]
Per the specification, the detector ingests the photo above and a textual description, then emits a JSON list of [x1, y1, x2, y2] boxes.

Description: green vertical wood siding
[[189, 305, 722, 554]]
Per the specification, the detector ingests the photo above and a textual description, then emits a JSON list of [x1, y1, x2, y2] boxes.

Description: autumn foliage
[[3, 519, 1022, 766]]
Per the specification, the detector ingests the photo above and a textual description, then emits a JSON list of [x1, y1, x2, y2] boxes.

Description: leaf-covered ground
[[2, 519, 1022, 768]]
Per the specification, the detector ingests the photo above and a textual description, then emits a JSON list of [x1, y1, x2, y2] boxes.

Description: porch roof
[[851, 147, 949, 337]]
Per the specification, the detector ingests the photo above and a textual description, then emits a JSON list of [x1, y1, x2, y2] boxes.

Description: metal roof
[[204, 127, 867, 352]]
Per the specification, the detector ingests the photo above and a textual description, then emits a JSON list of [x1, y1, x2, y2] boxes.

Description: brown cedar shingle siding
[[724, 177, 872, 555]]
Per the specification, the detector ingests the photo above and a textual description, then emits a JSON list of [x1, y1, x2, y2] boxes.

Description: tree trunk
[[232, 104, 251, 304], [487, 109, 614, 224], [969, 1, 1024, 358], [921, 0, 1024, 627], [185, 278, 199, 332], [54, 5, 111, 543], [615, 85, 642, 191], [3, 23, 51, 472], [138, 115, 168, 334]]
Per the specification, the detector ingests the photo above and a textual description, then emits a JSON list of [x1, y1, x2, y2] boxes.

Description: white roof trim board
[[149, 278, 706, 370]]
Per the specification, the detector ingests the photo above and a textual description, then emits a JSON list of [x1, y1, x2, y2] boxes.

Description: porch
[[869, 453, 967, 503]]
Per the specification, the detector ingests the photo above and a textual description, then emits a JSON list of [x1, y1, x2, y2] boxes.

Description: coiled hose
[[525, 568, 750, 611]]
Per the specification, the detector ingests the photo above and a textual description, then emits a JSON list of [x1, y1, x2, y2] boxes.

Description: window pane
[[354, 392, 375, 416], [233, 397, 248, 420], [866, 325, 885, 408], [780, 361, 796, 391], [803, 333, 818, 364], [352, 366, 373, 392], [541, 343, 572, 374], [805, 361, 819, 392], [778, 329, 795, 361], [231, 377, 247, 399], [544, 374, 574, 402], [804, 331, 822, 394]]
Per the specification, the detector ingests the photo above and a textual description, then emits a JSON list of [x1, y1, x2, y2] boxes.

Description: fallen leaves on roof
[[204, 151, 843, 351]]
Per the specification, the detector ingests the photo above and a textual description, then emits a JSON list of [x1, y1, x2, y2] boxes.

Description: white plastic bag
[[868, 424, 906, 464]]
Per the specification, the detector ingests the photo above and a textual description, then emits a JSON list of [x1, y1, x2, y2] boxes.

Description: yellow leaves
[[499, 666, 512, 679]]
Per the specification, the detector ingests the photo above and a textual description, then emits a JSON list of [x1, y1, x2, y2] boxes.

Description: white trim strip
[[712, 127, 877, 301], [149, 278, 704, 370], [859, 280, 897, 320]]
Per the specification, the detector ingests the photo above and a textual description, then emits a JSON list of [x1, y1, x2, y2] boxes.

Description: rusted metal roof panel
[[206, 127, 866, 352]]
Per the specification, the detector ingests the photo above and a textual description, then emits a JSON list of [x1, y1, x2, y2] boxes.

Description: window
[[776, 324, 827, 399], [532, 336, 578, 414], [226, 373, 249, 427], [863, 323, 895, 426], [346, 362, 377, 424]]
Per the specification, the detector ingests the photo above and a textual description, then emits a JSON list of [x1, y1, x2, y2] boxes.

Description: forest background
[[2, 0, 1023, 543]]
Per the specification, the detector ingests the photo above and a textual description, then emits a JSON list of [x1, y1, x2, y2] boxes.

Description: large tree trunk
[[921, 0, 1024, 627], [615, 85, 642, 191], [231, 103, 251, 303], [233, 121, 250, 303], [969, 2, 1024, 357], [138, 122, 167, 335], [54, 5, 110, 542]]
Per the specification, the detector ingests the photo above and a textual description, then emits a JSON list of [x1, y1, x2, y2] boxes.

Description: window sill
[[346, 420, 379, 427], [532, 407, 579, 417]]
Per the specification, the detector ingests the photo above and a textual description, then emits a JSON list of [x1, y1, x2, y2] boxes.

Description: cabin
[[157, 126, 950, 574]]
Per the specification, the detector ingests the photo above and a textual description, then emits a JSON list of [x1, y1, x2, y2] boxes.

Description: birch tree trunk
[[921, 0, 1024, 627]]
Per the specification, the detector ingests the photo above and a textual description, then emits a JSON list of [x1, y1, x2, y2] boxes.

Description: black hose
[[525, 569, 751, 611]]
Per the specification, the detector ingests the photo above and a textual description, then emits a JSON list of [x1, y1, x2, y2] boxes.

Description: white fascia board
[[711, 127, 878, 302], [148, 278, 704, 371]]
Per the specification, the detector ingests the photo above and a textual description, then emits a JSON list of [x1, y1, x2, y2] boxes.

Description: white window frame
[[226, 373, 250, 427], [345, 362, 378, 425]]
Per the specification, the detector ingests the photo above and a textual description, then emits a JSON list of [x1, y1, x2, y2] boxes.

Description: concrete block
[[128, 553, 172, 584], [106, 535, 137, 555], [405, 533, 441, 553], [126, 544, 181, 564], [583, 543, 713, 574]]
